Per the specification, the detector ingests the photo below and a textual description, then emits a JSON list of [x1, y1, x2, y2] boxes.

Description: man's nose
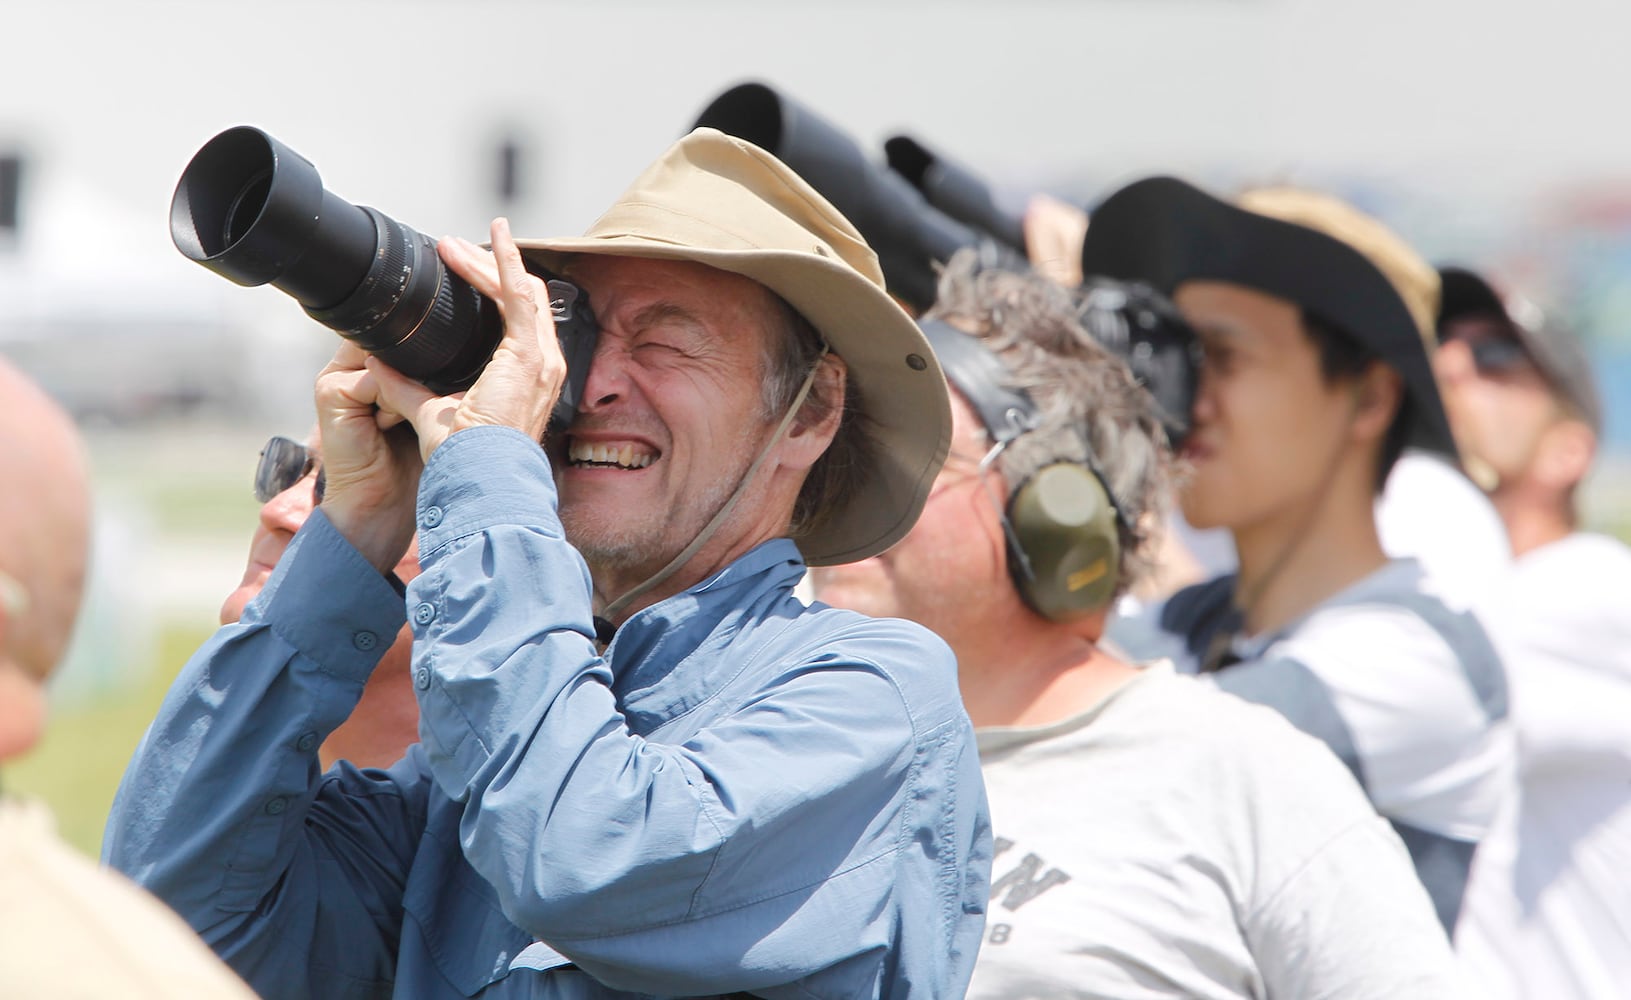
[[259, 476, 317, 536], [578, 340, 632, 410], [1433, 339, 1476, 386], [1189, 366, 1220, 425]]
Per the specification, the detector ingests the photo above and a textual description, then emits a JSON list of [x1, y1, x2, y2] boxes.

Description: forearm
[[103, 511, 414, 991]]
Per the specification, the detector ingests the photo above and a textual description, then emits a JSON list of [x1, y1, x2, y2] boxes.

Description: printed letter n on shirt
[[990, 837, 1071, 911]]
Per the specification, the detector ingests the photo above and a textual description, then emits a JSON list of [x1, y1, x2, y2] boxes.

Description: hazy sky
[[7, 0, 1631, 241], [4, 0, 1631, 434]]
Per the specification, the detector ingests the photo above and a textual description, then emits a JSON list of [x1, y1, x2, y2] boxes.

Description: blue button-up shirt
[[105, 427, 991, 998]]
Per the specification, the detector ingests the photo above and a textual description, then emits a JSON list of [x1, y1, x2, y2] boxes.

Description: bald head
[[0, 359, 90, 684]]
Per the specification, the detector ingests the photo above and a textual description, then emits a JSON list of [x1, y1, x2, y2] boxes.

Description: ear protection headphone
[[920, 318, 1129, 622]]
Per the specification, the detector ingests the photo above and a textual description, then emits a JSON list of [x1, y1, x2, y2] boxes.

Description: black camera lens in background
[[170, 126, 504, 396]]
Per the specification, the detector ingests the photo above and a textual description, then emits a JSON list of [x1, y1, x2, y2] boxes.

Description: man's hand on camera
[[317, 218, 566, 573], [365, 218, 568, 461], [314, 342, 425, 576]]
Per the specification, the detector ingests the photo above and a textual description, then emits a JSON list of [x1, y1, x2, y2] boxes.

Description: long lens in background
[[693, 82, 985, 313], [883, 134, 1028, 257], [169, 126, 503, 395]]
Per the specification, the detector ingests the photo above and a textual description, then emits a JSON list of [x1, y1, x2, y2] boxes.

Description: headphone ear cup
[[1006, 463, 1121, 621]]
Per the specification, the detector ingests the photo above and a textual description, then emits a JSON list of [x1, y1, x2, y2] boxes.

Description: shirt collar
[[604, 539, 808, 727]]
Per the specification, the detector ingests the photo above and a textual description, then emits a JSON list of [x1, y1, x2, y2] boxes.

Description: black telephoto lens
[[169, 126, 503, 394]]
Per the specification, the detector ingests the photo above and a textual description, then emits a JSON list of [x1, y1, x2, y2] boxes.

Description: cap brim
[[1081, 177, 1457, 459], [1437, 264, 1603, 434], [517, 233, 951, 566], [1437, 266, 1507, 330]]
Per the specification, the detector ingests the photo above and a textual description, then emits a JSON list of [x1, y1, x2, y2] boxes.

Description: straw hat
[[517, 127, 951, 565]]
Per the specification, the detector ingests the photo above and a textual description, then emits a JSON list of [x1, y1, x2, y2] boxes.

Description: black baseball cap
[[1080, 176, 1457, 458]]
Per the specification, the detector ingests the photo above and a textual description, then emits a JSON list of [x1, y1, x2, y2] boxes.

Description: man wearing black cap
[[1430, 268, 1631, 1000], [1090, 178, 1514, 933]]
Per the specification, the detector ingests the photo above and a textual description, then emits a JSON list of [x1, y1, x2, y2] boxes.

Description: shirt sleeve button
[[353, 630, 378, 651], [295, 732, 318, 753], [421, 506, 445, 529], [415, 667, 432, 690], [413, 602, 436, 625], [264, 797, 288, 816]]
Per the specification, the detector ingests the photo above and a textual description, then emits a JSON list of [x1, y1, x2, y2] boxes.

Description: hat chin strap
[[598, 346, 829, 625]]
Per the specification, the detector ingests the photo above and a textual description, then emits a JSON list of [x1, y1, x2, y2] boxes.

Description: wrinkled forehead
[[557, 255, 776, 314], [554, 254, 787, 364]]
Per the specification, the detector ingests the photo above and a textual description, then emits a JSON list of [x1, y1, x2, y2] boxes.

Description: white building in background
[[0, 163, 333, 427]]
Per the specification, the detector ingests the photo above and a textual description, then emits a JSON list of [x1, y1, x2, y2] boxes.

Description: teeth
[[568, 440, 654, 470]]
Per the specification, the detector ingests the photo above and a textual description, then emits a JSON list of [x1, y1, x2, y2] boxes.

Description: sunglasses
[[1466, 336, 1536, 376], [255, 436, 326, 504], [1442, 321, 1536, 378]]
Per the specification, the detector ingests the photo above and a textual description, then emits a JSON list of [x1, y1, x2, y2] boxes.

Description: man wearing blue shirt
[[105, 127, 990, 999]]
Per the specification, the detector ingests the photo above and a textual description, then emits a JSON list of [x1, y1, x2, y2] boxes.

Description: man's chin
[[219, 591, 250, 626], [219, 571, 271, 626], [1177, 482, 1233, 533], [572, 534, 671, 594]]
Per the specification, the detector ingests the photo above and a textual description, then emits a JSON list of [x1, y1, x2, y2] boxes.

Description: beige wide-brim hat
[[517, 127, 951, 566]]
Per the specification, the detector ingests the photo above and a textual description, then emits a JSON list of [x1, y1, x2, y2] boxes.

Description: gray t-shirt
[[969, 663, 1464, 999]]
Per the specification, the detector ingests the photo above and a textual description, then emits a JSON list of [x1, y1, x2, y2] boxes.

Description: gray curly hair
[[923, 248, 1173, 598]]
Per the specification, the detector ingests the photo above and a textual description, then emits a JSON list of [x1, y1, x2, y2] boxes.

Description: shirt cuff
[[247, 506, 409, 684], [415, 426, 566, 559]]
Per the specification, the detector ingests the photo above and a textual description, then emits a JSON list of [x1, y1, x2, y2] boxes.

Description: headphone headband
[[918, 318, 1038, 444]]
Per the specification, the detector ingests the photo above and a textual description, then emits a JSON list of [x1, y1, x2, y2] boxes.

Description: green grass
[[7, 624, 214, 858], [141, 480, 260, 536]]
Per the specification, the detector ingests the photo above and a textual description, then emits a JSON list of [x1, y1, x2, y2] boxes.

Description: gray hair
[[924, 248, 1173, 597], [759, 289, 877, 542]]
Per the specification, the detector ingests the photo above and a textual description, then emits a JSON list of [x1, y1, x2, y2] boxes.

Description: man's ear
[[781, 353, 848, 472], [1535, 416, 1596, 492], [1348, 363, 1404, 445]]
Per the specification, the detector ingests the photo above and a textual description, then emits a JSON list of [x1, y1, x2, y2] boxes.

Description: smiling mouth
[[567, 439, 657, 470]]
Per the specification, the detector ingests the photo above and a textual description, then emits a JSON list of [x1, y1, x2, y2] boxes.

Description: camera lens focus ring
[[301, 208, 501, 391], [303, 208, 420, 343]]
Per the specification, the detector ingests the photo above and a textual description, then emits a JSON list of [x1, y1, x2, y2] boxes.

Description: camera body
[[169, 126, 596, 422]]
